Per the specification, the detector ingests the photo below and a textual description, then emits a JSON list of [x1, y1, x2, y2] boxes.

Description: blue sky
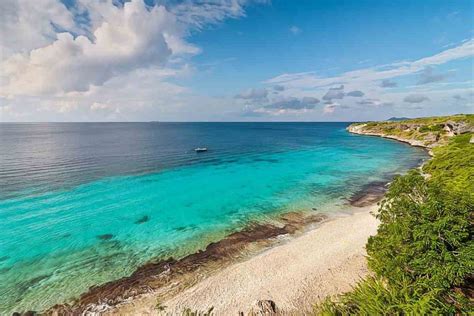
[[0, 0, 473, 121], [189, 0, 473, 95]]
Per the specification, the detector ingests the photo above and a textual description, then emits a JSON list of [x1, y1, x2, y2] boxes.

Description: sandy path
[[113, 205, 379, 315]]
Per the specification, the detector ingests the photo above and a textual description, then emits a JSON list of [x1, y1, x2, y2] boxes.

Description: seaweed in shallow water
[[97, 234, 114, 241], [135, 215, 150, 224]]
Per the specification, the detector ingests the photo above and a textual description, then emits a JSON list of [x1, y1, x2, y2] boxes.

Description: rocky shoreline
[[34, 186, 390, 315], [347, 116, 474, 153], [42, 211, 328, 315], [347, 124, 429, 149]]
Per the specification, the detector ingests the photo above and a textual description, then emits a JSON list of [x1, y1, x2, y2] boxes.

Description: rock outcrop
[[247, 300, 277, 316], [347, 123, 427, 148], [445, 120, 473, 135], [347, 115, 474, 149]]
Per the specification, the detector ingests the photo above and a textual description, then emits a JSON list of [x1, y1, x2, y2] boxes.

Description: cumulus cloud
[[0, 0, 79, 60], [357, 99, 393, 107], [235, 88, 269, 100], [301, 96, 320, 104], [264, 96, 319, 110], [273, 85, 285, 91], [0, 0, 271, 122], [0, 0, 259, 99], [0, 1, 195, 97], [380, 79, 397, 87], [322, 85, 345, 101], [89, 102, 123, 119], [322, 86, 364, 100], [263, 39, 473, 119], [403, 94, 430, 103], [346, 90, 364, 97], [323, 104, 336, 114], [416, 66, 453, 85], [357, 99, 377, 106]]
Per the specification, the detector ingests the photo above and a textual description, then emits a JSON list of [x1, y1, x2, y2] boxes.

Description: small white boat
[[194, 147, 208, 152]]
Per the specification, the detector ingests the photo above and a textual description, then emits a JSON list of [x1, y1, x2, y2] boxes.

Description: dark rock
[[46, 212, 323, 315], [11, 311, 37, 316], [97, 234, 114, 240], [445, 121, 473, 135], [424, 133, 438, 143], [349, 180, 388, 207], [134, 215, 150, 224], [249, 300, 277, 315]]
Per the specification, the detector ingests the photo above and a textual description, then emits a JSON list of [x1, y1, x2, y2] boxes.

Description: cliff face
[[347, 114, 474, 149]]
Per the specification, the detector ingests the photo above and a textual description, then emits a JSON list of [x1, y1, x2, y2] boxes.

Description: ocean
[[0, 122, 427, 313]]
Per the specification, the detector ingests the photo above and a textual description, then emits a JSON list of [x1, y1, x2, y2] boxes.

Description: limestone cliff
[[347, 114, 474, 149]]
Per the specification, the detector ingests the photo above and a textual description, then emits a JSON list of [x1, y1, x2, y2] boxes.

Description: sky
[[0, 0, 473, 122]]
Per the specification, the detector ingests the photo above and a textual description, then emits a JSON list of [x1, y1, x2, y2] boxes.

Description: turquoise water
[[0, 123, 427, 313]]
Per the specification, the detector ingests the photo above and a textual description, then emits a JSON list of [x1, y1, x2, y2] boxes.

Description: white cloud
[[322, 85, 345, 100], [380, 79, 397, 88], [0, 0, 79, 60], [346, 90, 364, 97], [1, 0, 195, 97], [235, 88, 269, 100], [261, 39, 474, 119], [403, 94, 430, 103], [0, 0, 266, 121], [264, 96, 319, 110], [323, 104, 336, 114], [0, 0, 262, 99], [289, 26, 301, 35], [266, 39, 474, 89], [0, 1, 472, 122], [416, 66, 453, 85]]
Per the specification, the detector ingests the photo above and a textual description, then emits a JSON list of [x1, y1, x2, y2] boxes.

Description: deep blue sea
[[0, 122, 427, 313]]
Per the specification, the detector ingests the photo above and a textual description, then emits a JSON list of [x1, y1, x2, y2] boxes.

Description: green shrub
[[423, 134, 474, 193], [182, 307, 214, 316], [316, 134, 474, 315], [315, 276, 453, 315], [419, 124, 443, 133]]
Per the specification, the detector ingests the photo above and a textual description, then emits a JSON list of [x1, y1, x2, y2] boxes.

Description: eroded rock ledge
[[43, 212, 326, 315], [347, 115, 474, 150]]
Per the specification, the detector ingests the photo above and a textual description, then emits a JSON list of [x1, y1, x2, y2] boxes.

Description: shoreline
[[46, 208, 330, 315], [347, 124, 432, 153], [42, 182, 389, 316], [122, 204, 380, 315]]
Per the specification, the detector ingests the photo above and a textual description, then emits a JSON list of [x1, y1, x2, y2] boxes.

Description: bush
[[419, 124, 443, 133], [316, 134, 474, 315], [315, 276, 452, 315]]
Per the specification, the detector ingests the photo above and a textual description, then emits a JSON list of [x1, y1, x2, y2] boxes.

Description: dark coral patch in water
[[97, 234, 114, 241], [48, 211, 327, 315], [134, 215, 150, 224]]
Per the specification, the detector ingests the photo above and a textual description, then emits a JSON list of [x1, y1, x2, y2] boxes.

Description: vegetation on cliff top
[[317, 117, 473, 315], [351, 114, 474, 147]]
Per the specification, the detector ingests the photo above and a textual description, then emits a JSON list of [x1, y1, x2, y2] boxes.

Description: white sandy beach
[[111, 204, 379, 315]]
